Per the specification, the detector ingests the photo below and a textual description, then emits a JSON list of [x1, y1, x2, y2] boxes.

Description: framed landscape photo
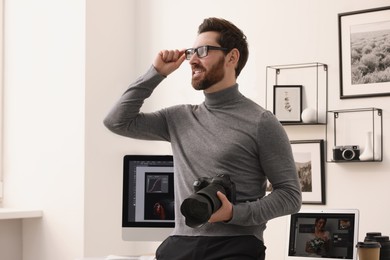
[[339, 6, 390, 99], [273, 85, 302, 123], [290, 140, 325, 204]]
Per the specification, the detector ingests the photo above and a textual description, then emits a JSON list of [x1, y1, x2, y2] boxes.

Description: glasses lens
[[185, 49, 194, 60], [197, 46, 208, 58]]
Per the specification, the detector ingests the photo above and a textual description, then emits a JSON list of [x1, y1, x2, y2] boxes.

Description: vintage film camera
[[333, 145, 360, 161], [180, 174, 236, 228]]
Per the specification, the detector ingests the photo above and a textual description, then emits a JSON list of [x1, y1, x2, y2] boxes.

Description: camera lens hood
[[180, 195, 212, 228]]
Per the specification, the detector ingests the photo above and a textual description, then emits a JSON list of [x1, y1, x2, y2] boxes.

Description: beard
[[191, 56, 225, 91]]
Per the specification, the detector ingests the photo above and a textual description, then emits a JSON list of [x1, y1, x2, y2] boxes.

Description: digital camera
[[180, 174, 236, 228], [333, 145, 360, 161]]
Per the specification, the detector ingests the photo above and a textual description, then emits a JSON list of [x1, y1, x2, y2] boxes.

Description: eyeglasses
[[185, 45, 228, 60]]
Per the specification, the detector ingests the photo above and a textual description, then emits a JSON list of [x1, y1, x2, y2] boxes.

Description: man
[[104, 17, 301, 260], [305, 217, 330, 257]]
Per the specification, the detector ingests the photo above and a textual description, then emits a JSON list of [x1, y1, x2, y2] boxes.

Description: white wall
[[2, 0, 390, 259], [3, 0, 85, 259], [85, 0, 165, 256], [0, 0, 4, 202]]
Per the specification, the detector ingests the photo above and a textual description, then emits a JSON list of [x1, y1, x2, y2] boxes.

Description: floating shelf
[[326, 108, 383, 163], [266, 62, 328, 125]]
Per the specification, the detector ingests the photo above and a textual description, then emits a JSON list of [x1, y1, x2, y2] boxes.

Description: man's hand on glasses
[[153, 49, 186, 77]]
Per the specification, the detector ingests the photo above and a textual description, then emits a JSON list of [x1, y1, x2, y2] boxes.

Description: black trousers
[[155, 235, 266, 260]]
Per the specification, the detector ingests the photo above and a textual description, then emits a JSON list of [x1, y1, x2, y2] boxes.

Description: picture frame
[[273, 85, 302, 123], [338, 6, 390, 99], [265, 140, 325, 204], [290, 140, 325, 204]]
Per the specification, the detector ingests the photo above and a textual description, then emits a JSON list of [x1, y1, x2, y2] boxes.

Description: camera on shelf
[[333, 145, 360, 161], [180, 174, 236, 228]]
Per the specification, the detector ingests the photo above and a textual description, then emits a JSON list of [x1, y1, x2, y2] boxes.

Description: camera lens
[[180, 184, 226, 228], [342, 149, 356, 160], [180, 195, 212, 228]]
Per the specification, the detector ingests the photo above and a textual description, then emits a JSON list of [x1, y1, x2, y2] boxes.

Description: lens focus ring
[[342, 149, 355, 160]]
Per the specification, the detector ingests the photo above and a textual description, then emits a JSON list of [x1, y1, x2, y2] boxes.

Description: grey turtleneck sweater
[[104, 66, 301, 242]]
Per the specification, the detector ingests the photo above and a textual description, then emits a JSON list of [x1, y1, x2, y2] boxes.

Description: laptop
[[285, 209, 359, 260]]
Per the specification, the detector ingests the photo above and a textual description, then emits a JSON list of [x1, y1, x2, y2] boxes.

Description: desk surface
[[76, 255, 155, 260], [0, 208, 43, 220], [75, 258, 105, 260]]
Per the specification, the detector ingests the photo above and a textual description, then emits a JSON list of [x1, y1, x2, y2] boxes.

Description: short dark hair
[[315, 217, 327, 224], [198, 17, 249, 78]]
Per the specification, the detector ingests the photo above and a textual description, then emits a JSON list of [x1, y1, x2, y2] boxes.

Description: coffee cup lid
[[356, 242, 381, 248], [366, 232, 382, 237]]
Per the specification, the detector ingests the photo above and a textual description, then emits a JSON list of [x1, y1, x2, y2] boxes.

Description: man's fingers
[[217, 191, 227, 203], [160, 49, 183, 63], [153, 49, 186, 76]]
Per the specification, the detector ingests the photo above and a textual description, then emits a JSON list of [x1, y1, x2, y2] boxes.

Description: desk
[[0, 208, 43, 219], [76, 256, 155, 260], [75, 258, 106, 260], [0, 208, 43, 260]]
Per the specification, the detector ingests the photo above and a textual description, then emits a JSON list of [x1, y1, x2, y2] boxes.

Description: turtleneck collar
[[203, 84, 242, 108]]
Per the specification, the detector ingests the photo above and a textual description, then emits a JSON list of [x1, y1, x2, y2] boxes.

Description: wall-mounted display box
[[326, 108, 383, 163], [266, 62, 328, 125]]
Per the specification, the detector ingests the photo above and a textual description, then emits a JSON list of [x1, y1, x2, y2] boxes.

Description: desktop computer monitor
[[122, 155, 175, 241]]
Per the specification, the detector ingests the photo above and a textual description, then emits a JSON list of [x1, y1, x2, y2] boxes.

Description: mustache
[[192, 64, 206, 71]]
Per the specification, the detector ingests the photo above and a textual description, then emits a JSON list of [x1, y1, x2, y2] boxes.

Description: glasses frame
[[185, 45, 228, 60]]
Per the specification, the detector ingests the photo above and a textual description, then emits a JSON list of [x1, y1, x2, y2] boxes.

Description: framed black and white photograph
[[290, 140, 325, 204], [339, 6, 390, 99], [273, 85, 302, 123]]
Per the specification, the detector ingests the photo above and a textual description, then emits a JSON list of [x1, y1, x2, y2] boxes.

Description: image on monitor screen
[[122, 155, 175, 229], [143, 172, 174, 221]]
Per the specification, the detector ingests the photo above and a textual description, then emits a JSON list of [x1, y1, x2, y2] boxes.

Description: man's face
[[189, 32, 227, 91], [316, 218, 326, 230]]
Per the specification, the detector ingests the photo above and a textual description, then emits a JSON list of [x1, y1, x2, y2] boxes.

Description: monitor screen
[[122, 155, 174, 241], [285, 209, 359, 260]]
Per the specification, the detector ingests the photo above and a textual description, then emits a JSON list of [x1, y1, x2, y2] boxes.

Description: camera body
[[180, 174, 236, 228], [333, 145, 360, 161], [193, 174, 236, 203]]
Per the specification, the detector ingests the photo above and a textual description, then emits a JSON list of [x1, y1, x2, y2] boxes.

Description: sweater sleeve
[[103, 66, 170, 141], [229, 111, 302, 226]]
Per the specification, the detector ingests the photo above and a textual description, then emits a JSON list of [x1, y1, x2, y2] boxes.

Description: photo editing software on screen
[[288, 212, 357, 259], [122, 155, 174, 228]]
